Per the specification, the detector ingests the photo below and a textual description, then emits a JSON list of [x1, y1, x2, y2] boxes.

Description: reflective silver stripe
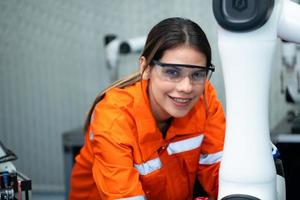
[[117, 195, 146, 200], [199, 151, 223, 165], [134, 157, 162, 175], [167, 134, 204, 155], [89, 130, 94, 141]]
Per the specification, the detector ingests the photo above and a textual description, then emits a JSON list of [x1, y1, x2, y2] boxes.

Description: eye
[[191, 70, 206, 80], [163, 67, 181, 78]]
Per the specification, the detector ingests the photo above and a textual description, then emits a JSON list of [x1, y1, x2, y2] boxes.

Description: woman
[[70, 17, 225, 200]]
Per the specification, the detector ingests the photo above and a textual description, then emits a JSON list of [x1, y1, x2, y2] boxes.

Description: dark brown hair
[[84, 17, 212, 131]]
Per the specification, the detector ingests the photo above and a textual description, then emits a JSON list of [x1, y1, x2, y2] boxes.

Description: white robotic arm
[[104, 35, 146, 82], [277, 0, 300, 43], [282, 41, 300, 104], [104, 34, 122, 82], [212, 0, 300, 199], [280, 0, 300, 104]]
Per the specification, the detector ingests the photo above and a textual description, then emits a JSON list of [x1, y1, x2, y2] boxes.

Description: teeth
[[172, 98, 190, 103]]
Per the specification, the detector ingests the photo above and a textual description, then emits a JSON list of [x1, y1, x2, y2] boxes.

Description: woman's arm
[[90, 103, 145, 199], [197, 82, 226, 199]]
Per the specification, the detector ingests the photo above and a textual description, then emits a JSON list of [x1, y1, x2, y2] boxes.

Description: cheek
[[155, 82, 175, 98], [194, 86, 205, 96], [191, 86, 205, 103], [150, 75, 174, 95]]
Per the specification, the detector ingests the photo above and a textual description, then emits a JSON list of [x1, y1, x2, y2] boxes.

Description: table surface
[[62, 127, 84, 147], [61, 115, 300, 147]]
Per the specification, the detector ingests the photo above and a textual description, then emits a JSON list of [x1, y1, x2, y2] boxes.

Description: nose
[[176, 76, 193, 93]]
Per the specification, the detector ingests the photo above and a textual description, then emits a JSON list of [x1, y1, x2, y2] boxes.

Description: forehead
[[160, 45, 207, 66]]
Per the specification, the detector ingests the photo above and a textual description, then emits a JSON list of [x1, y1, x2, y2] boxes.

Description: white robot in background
[[282, 40, 300, 104], [104, 35, 146, 82], [213, 0, 300, 199], [281, 0, 300, 105]]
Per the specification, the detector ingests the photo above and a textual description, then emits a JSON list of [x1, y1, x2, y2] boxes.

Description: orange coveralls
[[70, 80, 225, 200]]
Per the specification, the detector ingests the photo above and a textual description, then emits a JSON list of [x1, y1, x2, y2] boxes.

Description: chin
[[169, 109, 190, 118]]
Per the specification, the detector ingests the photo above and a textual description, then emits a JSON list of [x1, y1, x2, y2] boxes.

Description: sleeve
[[90, 103, 145, 200], [197, 81, 226, 200]]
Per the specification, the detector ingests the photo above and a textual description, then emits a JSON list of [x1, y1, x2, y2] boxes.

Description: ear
[[139, 56, 151, 80]]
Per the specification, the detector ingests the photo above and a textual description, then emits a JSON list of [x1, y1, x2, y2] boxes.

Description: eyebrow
[[163, 65, 183, 71], [152, 60, 207, 69]]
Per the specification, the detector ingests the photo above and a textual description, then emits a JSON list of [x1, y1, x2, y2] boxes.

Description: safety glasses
[[151, 60, 215, 85]]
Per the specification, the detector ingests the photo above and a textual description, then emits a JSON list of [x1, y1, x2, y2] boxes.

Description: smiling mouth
[[169, 96, 193, 106]]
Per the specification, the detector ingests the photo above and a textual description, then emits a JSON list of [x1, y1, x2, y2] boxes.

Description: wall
[[0, 0, 295, 192]]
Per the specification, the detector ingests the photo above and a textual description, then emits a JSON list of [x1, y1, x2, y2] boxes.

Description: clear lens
[[190, 69, 207, 82], [156, 65, 208, 84], [160, 67, 182, 81], [152, 60, 214, 84]]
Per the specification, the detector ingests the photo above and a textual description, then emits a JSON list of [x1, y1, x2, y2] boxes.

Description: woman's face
[[146, 45, 207, 122]]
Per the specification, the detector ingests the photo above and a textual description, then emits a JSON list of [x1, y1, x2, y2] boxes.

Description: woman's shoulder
[[89, 85, 142, 143], [202, 81, 224, 113], [105, 86, 136, 107], [103, 80, 144, 106], [205, 81, 217, 95], [204, 81, 221, 103], [92, 83, 141, 128]]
